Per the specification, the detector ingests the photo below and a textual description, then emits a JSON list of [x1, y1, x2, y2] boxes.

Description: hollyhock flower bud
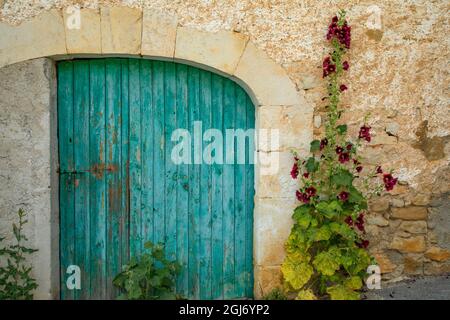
[[323, 57, 336, 78], [357, 240, 369, 248], [338, 191, 349, 202], [343, 61, 349, 70], [320, 138, 328, 150], [338, 152, 350, 163], [356, 166, 363, 173], [376, 166, 383, 174], [290, 162, 299, 179], [303, 172, 310, 179], [344, 216, 353, 226], [346, 143, 353, 151], [340, 84, 348, 92]]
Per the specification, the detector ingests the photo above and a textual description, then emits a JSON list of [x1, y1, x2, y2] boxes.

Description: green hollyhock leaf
[[348, 186, 368, 209], [336, 124, 347, 135], [310, 140, 321, 152], [331, 169, 354, 187], [313, 247, 341, 276], [281, 253, 313, 290], [293, 206, 313, 229], [313, 225, 332, 241], [344, 276, 363, 290], [316, 200, 342, 218], [327, 284, 360, 300], [296, 289, 317, 300], [305, 157, 319, 173]]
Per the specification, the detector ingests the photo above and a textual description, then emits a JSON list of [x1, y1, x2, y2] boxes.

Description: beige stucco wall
[[0, 0, 449, 298], [0, 58, 57, 299]]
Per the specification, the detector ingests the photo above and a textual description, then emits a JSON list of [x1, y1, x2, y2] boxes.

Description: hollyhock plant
[[282, 10, 397, 301]]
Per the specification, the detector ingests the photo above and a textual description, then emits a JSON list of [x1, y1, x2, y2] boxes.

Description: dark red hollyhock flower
[[346, 143, 353, 151], [357, 240, 370, 249], [355, 213, 365, 232], [296, 190, 310, 203], [340, 84, 348, 92], [376, 166, 383, 174], [344, 216, 353, 226], [290, 162, 299, 179], [303, 172, 310, 179], [383, 173, 398, 191], [338, 152, 350, 163], [327, 17, 352, 48], [305, 186, 317, 197], [336, 146, 344, 154], [338, 191, 349, 202], [358, 125, 371, 142], [323, 57, 336, 78], [343, 61, 349, 71], [356, 166, 363, 173], [320, 138, 328, 151]]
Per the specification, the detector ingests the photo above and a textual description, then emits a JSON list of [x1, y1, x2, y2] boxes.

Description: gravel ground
[[364, 275, 450, 300]]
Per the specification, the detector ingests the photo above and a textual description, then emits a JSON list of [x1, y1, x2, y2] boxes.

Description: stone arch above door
[[0, 6, 314, 298]]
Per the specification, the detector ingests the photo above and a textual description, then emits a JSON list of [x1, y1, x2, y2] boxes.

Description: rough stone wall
[[0, 0, 449, 292], [0, 58, 56, 299]]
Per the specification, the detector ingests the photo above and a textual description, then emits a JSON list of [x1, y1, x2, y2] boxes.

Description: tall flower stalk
[[281, 10, 397, 300]]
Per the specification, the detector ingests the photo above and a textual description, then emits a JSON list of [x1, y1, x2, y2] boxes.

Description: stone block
[[64, 8, 101, 54], [391, 206, 427, 220], [101, 7, 142, 54], [175, 27, 248, 75], [0, 10, 66, 68], [390, 236, 426, 253], [234, 42, 301, 106], [142, 10, 178, 58]]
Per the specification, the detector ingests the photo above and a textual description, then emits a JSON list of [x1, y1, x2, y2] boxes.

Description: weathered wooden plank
[[187, 66, 201, 299], [152, 61, 165, 246], [73, 61, 90, 299], [105, 59, 122, 298], [245, 95, 255, 298], [234, 85, 247, 297], [129, 59, 142, 258], [119, 59, 130, 272], [175, 63, 189, 296], [140, 60, 154, 244], [58, 61, 75, 300], [88, 59, 107, 299], [211, 74, 224, 299], [222, 80, 236, 299], [164, 62, 177, 262], [199, 70, 213, 299]]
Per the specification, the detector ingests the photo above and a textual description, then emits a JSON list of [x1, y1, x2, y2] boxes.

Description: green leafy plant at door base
[[281, 10, 398, 300], [113, 241, 181, 300], [0, 209, 38, 300]]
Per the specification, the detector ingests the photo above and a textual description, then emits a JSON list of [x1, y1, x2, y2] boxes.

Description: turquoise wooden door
[[58, 58, 255, 300]]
